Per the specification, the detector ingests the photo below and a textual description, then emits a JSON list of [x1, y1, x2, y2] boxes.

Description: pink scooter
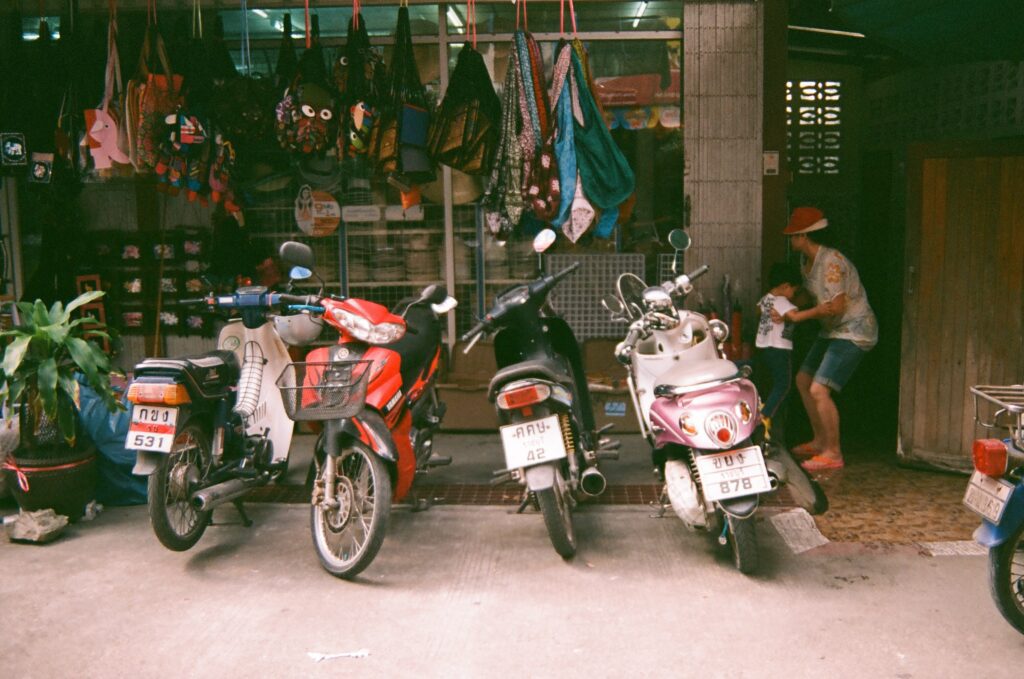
[[607, 230, 826, 573]]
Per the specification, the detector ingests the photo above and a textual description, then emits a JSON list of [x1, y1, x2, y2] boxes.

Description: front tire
[[311, 443, 391, 579], [988, 521, 1024, 634], [536, 468, 577, 559], [148, 421, 213, 551], [728, 515, 759, 574]]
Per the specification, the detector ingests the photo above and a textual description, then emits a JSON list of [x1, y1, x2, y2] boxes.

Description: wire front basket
[[276, 361, 372, 421]]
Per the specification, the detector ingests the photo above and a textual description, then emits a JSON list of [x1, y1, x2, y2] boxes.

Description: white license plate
[[125, 405, 179, 453], [694, 445, 773, 502], [499, 415, 568, 470], [963, 470, 1014, 524]]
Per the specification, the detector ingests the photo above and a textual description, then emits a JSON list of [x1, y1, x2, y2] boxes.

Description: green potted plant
[[0, 291, 123, 519]]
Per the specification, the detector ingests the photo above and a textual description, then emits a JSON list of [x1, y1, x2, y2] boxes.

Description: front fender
[[132, 451, 165, 476], [718, 494, 759, 519], [974, 482, 1024, 548], [342, 410, 398, 463]]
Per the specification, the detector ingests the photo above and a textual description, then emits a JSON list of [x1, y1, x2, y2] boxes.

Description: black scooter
[[461, 229, 618, 558]]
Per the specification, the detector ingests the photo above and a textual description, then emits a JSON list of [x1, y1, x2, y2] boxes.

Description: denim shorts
[[799, 337, 866, 392]]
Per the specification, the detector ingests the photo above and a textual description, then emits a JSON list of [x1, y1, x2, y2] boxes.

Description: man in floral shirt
[[774, 207, 878, 471]]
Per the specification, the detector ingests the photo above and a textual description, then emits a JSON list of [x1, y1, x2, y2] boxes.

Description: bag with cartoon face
[[275, 82, 335, 155]]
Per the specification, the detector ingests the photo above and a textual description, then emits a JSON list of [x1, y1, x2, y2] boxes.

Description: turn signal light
[[973, 438, 1008, 478], [496, 383, 551, 410], [127, 383, 191, 406]]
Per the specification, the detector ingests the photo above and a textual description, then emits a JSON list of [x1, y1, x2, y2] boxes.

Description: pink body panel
[[649, 378, 760, 450]]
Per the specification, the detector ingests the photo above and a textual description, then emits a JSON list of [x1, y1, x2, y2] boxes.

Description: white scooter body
[[218, 319, 296, 465]]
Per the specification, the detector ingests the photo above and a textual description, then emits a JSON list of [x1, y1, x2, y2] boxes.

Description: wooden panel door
[[899, 145, 1024, 470]]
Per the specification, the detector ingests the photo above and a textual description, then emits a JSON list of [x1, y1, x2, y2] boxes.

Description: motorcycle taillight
[[127, 383, 191, 406], [973, 438, 1008, 477], [496, 383, 551, 410]]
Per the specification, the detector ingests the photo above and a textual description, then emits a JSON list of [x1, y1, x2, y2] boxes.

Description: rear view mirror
[[601, 294, 627, 321], [279, 241, 316, 272], [533, 229, 557, 254], [668, 229, 691, 252]]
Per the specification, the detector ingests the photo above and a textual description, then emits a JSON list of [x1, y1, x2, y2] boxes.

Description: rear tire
[[148, 421, 213, 552], [311, 443, 391, 579], [988, 521, 1024, 634], [536, 469, 577, 559], [728, 515, 759, 574]]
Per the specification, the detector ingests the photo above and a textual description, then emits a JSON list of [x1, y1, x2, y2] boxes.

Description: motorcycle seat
[[488, 357, 576, 401], [656, 359, 739, 392], [133, 350, 241, 399]]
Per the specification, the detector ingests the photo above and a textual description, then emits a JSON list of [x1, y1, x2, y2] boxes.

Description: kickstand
[[410, 497, 432, 513], [649, 490, 669, 519], [515, 494, 533, 515], [233, 500, 253, 527]]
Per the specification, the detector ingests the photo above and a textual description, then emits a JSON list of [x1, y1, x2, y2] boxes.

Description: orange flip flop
[[791, 442, 821, 459], [801, 455, 845, 472]]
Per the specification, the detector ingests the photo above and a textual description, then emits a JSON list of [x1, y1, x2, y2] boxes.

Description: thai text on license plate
[[499, 414, 568, 470], [693, 445, 772, 502], [125, 405, 179, 453], [963, 470, 1014, 524]]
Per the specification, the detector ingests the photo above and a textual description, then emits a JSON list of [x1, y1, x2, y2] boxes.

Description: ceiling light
[[253, 9, 269, 19], [447, 7, 464, 29], [632, 1, 648, 29], [788, 25, 866, 38]]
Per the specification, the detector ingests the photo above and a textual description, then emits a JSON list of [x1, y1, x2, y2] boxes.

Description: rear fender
[[132, 451, 165, 476], [974, 482, 1024, 548], [524, 464, 557, 492], [718, 495, 759, 519]]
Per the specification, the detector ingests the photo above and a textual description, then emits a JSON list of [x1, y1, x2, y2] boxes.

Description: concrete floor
[[2, 432, 1021, 677]]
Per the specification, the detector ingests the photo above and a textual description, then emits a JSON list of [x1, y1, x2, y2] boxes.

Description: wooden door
[[899, 144, 1024, 470]]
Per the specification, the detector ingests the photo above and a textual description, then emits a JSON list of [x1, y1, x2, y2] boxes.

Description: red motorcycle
[[276, 242, 457, 579]]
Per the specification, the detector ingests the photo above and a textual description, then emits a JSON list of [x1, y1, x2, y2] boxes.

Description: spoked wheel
[[148, 421, 213, 551], [727, 514, 760, 575], [536, 468, 577, 559], [311, 443, 391, 579], [988, 521, 1024, 634]]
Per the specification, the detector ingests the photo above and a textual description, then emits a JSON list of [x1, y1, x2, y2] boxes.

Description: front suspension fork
[[316, 419, 342, 509]]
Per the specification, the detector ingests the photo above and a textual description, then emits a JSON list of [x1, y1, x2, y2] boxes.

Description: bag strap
[[516, 0, 528, 31], [303, 0, 312, 49], [560, 0, 578, 36], [467, 0, 477, 50], [239, 0, 252, 75], [192, 0, 203, 38], [102, 0, 123, 112]]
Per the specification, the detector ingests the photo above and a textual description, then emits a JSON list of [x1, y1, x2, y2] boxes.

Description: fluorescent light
[[632, 1, 648, 29], [22, 32, 38, 40], [274, 20, 283, 31], [788, 25, 866, 38], [253, 9, 269, 19], [447, 7, 464, 29]]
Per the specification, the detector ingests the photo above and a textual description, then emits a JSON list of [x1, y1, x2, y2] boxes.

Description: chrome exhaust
[[765, 458, 786, 490], [192, 478, 260, 512], [579, 467, 608, 497]]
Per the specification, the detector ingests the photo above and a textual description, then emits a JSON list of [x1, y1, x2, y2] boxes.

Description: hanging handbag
[[84, 1, 132, 176], [128, 4, 184, 173], [335, 11, 385, 160]]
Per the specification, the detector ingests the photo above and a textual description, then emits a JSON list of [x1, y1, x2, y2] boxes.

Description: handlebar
[[686, 264, 710, 282], [460, 319, 489, 344], [179, 292, 322, 310], [615, 322, 646, 365]]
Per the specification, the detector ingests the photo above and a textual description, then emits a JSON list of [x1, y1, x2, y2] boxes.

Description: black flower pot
[[3, 445, 97, 521]]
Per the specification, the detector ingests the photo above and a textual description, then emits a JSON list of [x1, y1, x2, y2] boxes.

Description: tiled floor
[[248, 454, 980, 545]]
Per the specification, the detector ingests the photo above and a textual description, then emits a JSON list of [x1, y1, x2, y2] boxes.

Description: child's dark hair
[[769, 262, 802, 288]]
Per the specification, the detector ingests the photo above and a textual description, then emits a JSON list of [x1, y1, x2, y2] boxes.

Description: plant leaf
[[41, 322, 69, 345], [48, 300, 64, 325], [57, 395, 77, 445], [66, 337, 103, 383], [32, 300, 50, 328], [37, 357, 59, 417], [63, 290, 105, 322], [58, 374, 82, 411], [2, 335, 32, 376]]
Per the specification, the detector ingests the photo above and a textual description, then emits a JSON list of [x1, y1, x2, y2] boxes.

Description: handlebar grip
[[615, 325, 644, 365], [687, 265, 710, 281], [460, 321, 487, 343], [276, 293, 319, 306], [179, 298, 209, 306]]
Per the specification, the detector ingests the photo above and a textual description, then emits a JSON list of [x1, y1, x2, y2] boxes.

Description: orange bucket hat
[[783, 206, 828, 235]]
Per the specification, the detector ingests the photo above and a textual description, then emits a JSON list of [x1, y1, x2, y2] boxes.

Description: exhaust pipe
[[579, 467, 607, 497], [765, 459, 786, 490], [192, 478, 260, 512]]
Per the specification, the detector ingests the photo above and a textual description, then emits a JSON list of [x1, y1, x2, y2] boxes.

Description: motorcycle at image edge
[[460, 229, 619, 559], [276, 241, 458, 579], [127, 282, 325, 551], [605, 229, 827, 574], [962, 383, 1024, 634]]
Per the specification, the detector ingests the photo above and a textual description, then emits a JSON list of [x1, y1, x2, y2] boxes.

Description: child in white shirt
[[755, 263, 801, 429]]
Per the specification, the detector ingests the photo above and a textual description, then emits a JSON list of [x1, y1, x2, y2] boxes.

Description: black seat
[[487, 356, 574, 401], [133, 350, 240, 399], [384, 304, 442, 391]]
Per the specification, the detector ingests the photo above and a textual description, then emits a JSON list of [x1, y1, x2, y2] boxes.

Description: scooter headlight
[[331, 308, 406, 344]]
